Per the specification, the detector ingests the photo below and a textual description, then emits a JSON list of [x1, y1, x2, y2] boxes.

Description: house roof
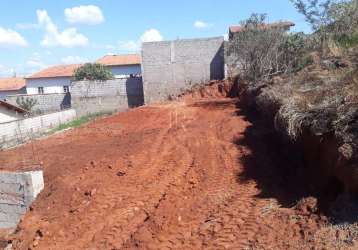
[[0, 100, 28, 113], [229, 21, 295, 34], [96, 54, 141, 66], [26, 64, 82, 79], [0, 78, 26, 91]]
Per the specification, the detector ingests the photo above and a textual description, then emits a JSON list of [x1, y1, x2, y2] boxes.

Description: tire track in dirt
[[125, 100, 255, 249], [122, 112, 199, 249], [1, 93, 341, 249], [87, 106, 197, 249], [82, 123, 176, 249]]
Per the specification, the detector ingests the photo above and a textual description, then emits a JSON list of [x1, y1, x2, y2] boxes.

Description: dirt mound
[[176, 79, 237, 101], [0, 82, 356, 249]]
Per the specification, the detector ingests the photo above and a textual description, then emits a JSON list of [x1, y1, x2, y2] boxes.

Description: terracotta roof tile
[[229, 21, 295, 33], [0, 78, 26, 91], [97, 54, 141, 66], [26, 64, 82, 79]]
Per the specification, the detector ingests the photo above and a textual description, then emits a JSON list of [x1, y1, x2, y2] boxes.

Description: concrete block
[[0, 170, 44, 229]]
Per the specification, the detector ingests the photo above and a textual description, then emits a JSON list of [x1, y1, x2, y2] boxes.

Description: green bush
[[294, 55, 314, 72], [336, 32, 358, 48], [227, 14, 305, 81], [73, 63, 113, 81], [281, 33, 307, 71]]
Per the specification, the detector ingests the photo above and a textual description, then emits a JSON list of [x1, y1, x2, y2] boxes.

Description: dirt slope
[[0, 84, 355, 249]]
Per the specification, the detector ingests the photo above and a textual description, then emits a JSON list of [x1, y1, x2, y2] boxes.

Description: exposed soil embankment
[[237, 51, 358, 197]]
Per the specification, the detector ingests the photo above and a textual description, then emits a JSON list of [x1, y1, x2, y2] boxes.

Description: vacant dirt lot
[[0, 84, 355, 249]]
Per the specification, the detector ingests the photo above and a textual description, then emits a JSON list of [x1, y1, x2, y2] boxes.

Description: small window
[[63, 86, 70, 93], [38, 87, 44, 94]]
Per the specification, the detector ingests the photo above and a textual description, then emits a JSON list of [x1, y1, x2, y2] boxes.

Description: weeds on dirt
[[51, 111, 113, 133]]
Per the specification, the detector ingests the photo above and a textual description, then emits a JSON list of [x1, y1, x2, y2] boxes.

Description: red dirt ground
[[0, 83, 356, 249]]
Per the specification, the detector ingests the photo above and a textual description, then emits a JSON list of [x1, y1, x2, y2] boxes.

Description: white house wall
[[108, 65, 141, 78], [1, 91, 18, 100], [26, 77, 71, 94], [0, 89, 26, 100], [25, 66, 142, 94]]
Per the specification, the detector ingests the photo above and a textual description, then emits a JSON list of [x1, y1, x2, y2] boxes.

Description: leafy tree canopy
[[74, 63, 113, 81]]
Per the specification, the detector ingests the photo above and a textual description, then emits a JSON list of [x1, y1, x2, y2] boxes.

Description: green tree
[[73, 63, 114, 81], [290, 0, 334, 31], [328, 0, 358, 47], [16, 96, 38, 111], [291, 0, 358, 49]]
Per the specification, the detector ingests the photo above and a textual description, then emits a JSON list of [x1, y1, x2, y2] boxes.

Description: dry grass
[[252, 52, 358, 141]]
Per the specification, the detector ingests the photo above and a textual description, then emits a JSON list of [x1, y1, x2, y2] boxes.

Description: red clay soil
[[0, 83, 355, 249]]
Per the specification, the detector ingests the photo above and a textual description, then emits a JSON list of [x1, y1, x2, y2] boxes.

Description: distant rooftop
[[0, 77, 26, 91], [97, 54, 141, 66], [26, 54, 141, 79], [26, 64, 82, 79], [229, 21, 295, 34], [0, 100, 28, 113]]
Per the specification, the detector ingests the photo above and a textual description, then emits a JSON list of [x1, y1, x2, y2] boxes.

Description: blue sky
[[0, 0, 310, 77]]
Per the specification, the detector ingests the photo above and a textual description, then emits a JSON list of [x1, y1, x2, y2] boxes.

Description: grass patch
[[294, 54, 314, 72], [51, 111, 113, 133], [336, 33, 358, 49]]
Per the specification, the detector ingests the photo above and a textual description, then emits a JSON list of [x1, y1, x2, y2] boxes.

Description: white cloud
[[61, 55, 88, 64], [15, 23, 39, 30], [140, 29, 163, 43], [37, 9, 89, 48], [116, 29, 163, 52], [194, 20, 211, 29], [0, 64, 15, 77], [25, 53, 47, 70], [0, 53, 48, 77], [26, 59, 45, 69], [65, 5, 104, 25], [92, 43, 116, 50], [118, 40, 139, 52], [0, 27, 28, 47]]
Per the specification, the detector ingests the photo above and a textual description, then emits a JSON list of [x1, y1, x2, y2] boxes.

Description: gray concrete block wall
[[71, 78, 144, 117], [0, 170, 44, 229], [71, 96, 129, 117], [0, 109, 76, 149], [5, 93, 71, 114], [71, 80, 127, 97], [141, 36, 225, 104], [224, 40, 244, 78]]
